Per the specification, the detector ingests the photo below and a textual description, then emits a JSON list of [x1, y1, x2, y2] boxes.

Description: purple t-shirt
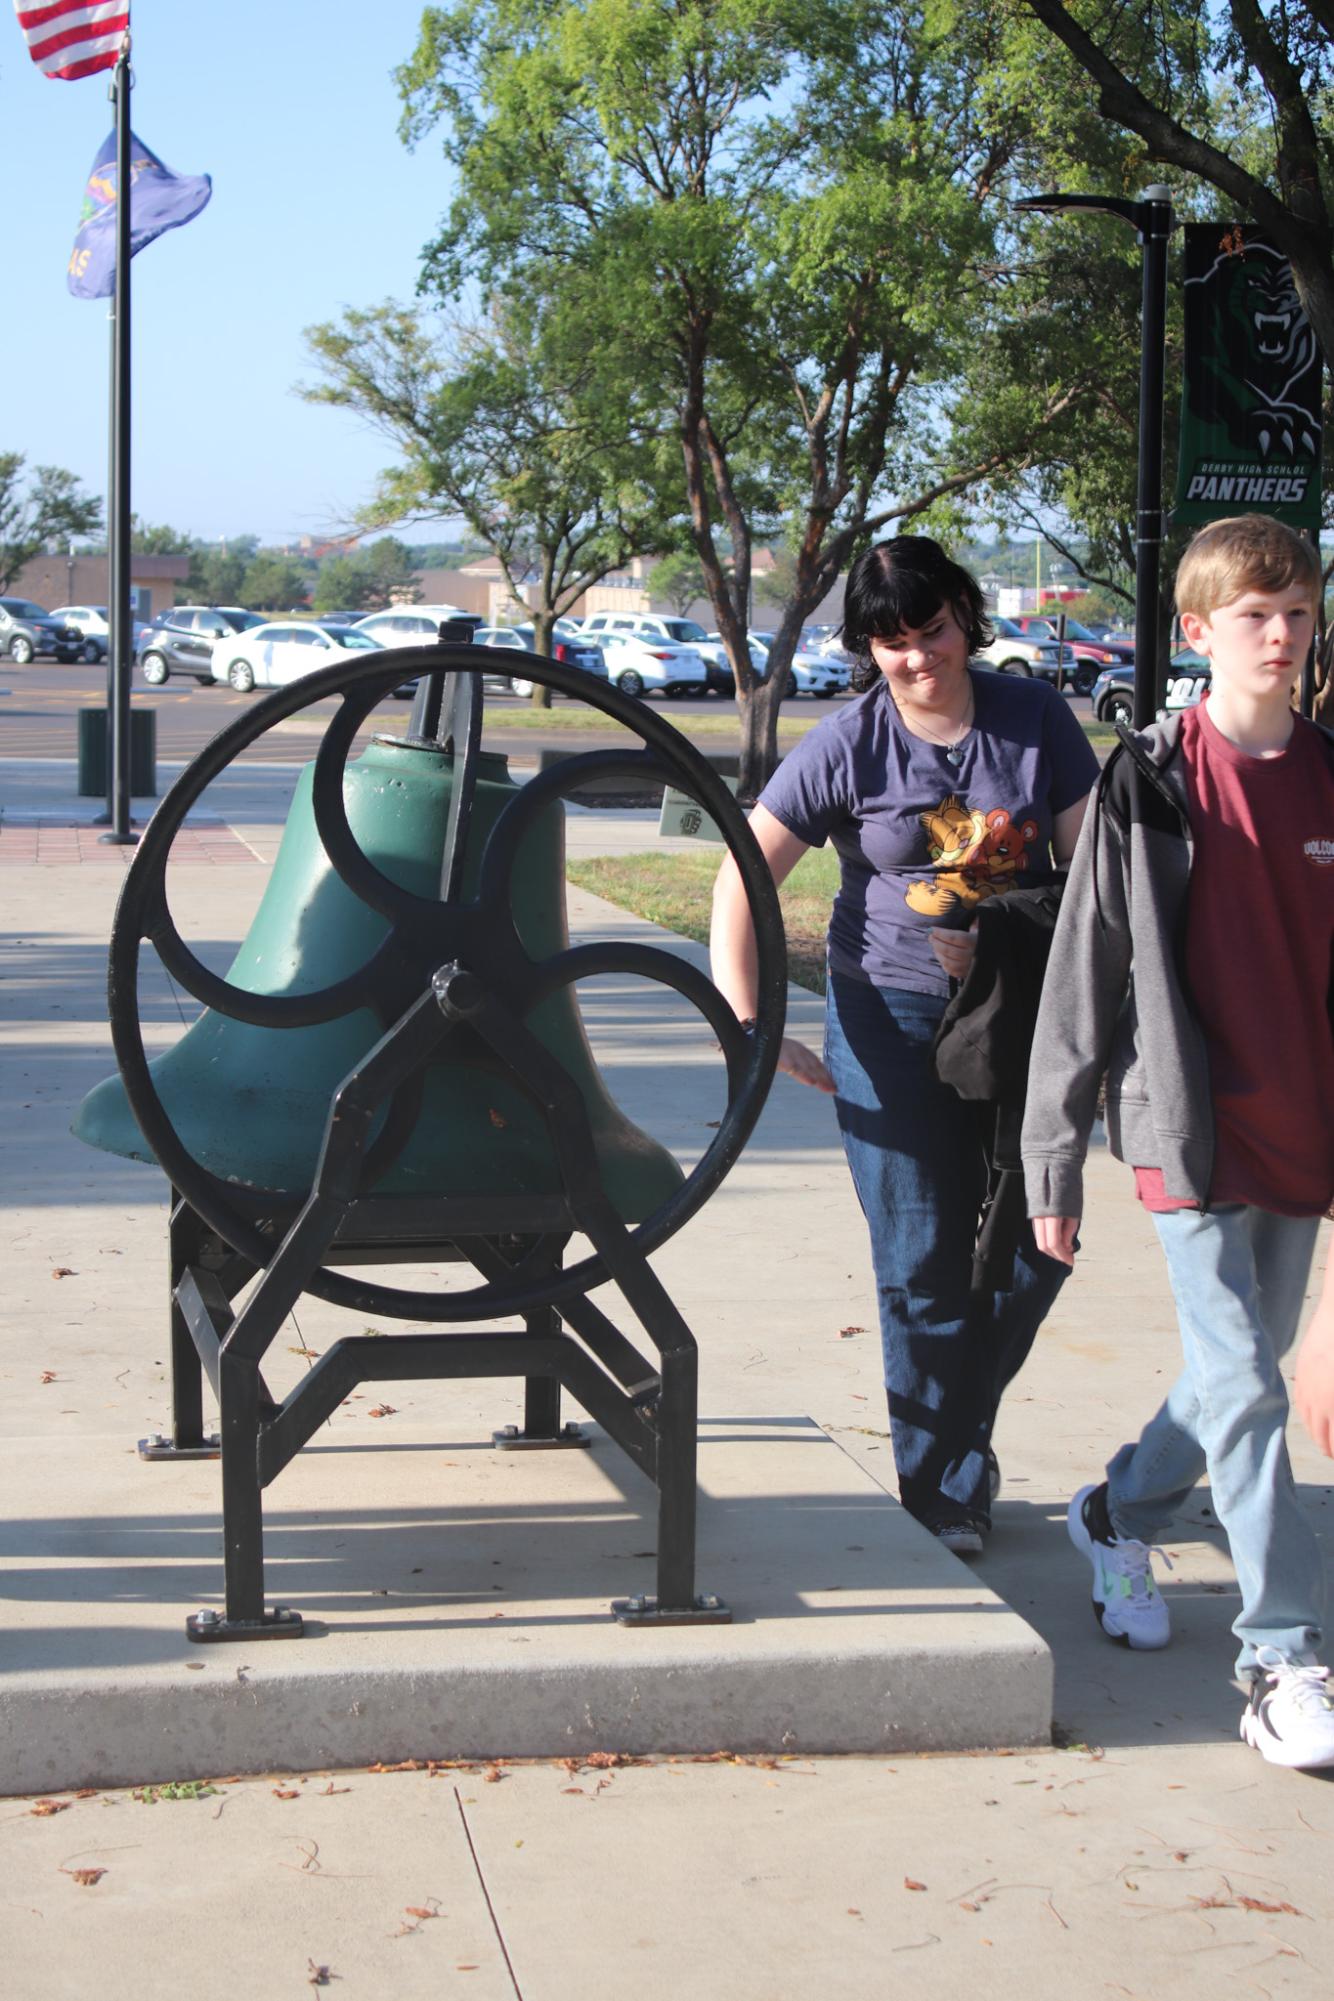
[[760, 669, 1100, 996]]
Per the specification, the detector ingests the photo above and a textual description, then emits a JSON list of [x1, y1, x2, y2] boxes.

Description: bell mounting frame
[[106, 645, 788, 1325]]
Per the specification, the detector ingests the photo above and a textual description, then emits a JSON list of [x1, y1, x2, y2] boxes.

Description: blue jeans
[[1107, 1203, 1324, 1673], [824, 971, 1068, 1522]]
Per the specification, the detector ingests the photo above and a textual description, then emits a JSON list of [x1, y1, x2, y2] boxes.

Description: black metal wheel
[[106, 646, 787, 1325]]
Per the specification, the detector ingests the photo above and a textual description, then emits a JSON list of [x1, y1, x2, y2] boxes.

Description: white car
[[974, 616, 1075, 681], [48, 603, 150, 662], [743, 629, 849, 698], [352, 604, 484, 648], [473, 625, 538, 697], [210, 620, 384, 692], [597, 630, 710, 698]]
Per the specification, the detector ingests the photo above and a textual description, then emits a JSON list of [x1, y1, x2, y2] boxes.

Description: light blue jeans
[[1106, 1203, 1324, 1673]]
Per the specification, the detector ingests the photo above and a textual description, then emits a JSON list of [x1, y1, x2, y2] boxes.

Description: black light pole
[[101, 41, 137, 846], [1013, 186, 1175, 729]]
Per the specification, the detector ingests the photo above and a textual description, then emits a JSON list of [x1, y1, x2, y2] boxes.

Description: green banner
[[1175, 223, 1323, 529]]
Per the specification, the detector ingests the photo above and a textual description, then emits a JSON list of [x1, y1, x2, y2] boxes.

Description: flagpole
[[101, 37, 136, 846]]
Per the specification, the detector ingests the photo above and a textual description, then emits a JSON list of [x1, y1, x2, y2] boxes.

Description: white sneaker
[[1241, 1649, 1334, 1769], [1067, 1483, 1172, 1650]]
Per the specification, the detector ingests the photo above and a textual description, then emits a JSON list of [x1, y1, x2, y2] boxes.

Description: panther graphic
[[1185, 233, 1320, 463]]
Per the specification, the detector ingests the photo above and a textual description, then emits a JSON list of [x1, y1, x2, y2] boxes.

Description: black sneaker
[[924, 1511, 988, 1558]]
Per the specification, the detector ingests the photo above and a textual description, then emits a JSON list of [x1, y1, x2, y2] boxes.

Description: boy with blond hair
[[1023, 513, 1334, 1769]]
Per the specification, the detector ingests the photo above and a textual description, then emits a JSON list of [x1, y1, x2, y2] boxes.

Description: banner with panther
[[1175, 223, 1323, 529]]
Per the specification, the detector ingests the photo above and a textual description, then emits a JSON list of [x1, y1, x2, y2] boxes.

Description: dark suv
[[0, 597, 82, 664], [137, 605, 265, 685]]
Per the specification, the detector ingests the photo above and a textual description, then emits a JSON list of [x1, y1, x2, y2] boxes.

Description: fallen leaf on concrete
[[904, 1878, 928, 1892], [562, 1787, 585, 1795], [288, 1346, 320, 1359], [369, 1760, 422, 1774], [64, 1867, 105, 1887], [30, 1799, 73, 1817], [306, 1962, 335, 1987], [51, 1268, 75, 1279], [39, 1371, 58, 1384], [368, 1405, 397, 1419], [585, 1751, 647, 1769], [483, 1764, 507, 1784], [273, 1788, 301, 1800], [405, 1907, 438, 1921], [838, 1325, 865, 1338], [319, 1783, 350, 1796]]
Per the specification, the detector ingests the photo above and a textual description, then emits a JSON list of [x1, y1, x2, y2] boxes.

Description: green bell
[[73, 735, 684, 1224]]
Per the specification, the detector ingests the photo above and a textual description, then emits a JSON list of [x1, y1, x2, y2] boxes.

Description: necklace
[[892, 686, 976, 765]]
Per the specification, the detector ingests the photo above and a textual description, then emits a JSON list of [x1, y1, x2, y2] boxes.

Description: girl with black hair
[[711, 536, 1099, 1549]]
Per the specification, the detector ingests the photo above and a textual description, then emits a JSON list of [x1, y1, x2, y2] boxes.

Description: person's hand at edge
[[1033, 1215, 1079, 1266], [778, 1036, 836, 1093], [930, 921, 977, 982], [1294, 1254, 1334, 1457]]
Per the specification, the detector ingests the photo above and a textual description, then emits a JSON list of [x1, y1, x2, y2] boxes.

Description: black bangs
[[839, 536, 992, 690]]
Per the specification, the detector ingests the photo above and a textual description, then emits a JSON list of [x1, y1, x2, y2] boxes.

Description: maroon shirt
[[1136, 701, 1334, 1217]]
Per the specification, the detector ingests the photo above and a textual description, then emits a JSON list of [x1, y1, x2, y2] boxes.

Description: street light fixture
[[1013, 187, 1175, 728]]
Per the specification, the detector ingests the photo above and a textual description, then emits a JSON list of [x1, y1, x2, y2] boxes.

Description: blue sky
[[3, 2, 460, 545]]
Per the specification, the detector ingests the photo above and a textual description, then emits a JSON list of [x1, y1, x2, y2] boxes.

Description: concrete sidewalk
[[1, 755, 1331, 1999]]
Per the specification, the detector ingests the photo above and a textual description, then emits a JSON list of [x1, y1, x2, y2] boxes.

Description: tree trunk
[[528, 605, 555, 708], [737, 668, 787, 803]]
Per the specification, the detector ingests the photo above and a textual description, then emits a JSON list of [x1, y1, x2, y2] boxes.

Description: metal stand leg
[[493, 1311, 590, 1449], [140, 1195, 221, 1462], [187, 1352, 301, 1642]]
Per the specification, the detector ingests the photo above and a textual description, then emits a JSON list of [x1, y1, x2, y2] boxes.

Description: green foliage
[[0, 451, 102, 595], [132, 1781, 218, 1803], [239, 550, 313, 611], [649, 550, 711, 614], [130, 515, 193, 555], [186, 541, 256, 607], [303, 293, 681, 695], [392, 0, 1089, 785], [310, 537, 421, 613]]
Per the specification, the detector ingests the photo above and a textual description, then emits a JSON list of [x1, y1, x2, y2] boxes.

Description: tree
[[239, 550, 314, 611], [1012, 0, 1334, 709], [0, 452, 102, 595], [397, 0, 1087, 789], [310, 537, 422, 614], [303, 297, 681, 705], [648, 549, 711, 616], [130, 515, 193, 555]]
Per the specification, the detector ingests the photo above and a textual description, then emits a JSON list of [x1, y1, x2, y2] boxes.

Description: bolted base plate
[[611, 1594, 733, 1627], [492, 1422, 592, 1451], [138, 1432, 221, 1462], [186, 1606, 305, 1644]]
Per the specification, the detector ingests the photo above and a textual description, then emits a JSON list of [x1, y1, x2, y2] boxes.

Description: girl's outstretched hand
[[777, 1037, 836, 1093]]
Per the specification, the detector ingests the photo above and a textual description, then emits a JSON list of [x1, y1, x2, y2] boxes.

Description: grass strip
[[566, 847, 839, 994]]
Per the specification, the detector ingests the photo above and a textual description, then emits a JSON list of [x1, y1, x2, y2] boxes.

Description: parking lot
[[0, 656, 1095, 772]]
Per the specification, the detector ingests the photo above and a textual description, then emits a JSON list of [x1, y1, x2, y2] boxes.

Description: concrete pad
[[0, 1416, 1051, 1794]]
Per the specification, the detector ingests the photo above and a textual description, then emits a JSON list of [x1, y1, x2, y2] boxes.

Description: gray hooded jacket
[[1021, 712, 1334, 1220]]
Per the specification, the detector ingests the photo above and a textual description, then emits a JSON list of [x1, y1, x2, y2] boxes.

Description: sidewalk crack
[[454, 1784, 523, 1998]]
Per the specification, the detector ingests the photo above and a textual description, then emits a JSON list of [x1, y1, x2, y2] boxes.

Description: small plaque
[[657, 776, 738, 844]]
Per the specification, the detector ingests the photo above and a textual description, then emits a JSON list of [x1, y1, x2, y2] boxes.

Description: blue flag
[[68, 130, 212, 299]]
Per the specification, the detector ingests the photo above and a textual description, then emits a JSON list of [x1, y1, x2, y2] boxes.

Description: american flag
[[13, 1, 129, 80]]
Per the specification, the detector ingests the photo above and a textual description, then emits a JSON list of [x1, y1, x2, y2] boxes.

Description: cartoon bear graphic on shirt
[[904, 794, 1039, 917]]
